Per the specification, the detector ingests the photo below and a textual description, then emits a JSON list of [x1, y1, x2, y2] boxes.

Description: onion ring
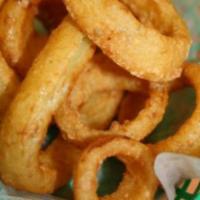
[[151, 63, 200, 157], [0, 17, 95, 193], [74, 137, 157, 200], [64, 0, 191, 81], [0, 0, 40, 66], [0, 52, 19, 121], [55, 53, 168, 144]]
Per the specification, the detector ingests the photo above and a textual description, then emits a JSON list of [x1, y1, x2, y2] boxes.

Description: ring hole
[[121, 0, 173, 36], [54, 179, 74, 200], [118, 91, 148, 124], [145, 86, 196, 143], [36, 0, 67, 34], [97, 157, 126, 197], [41, 123, 59, 150], [54, 158, 127, 199], [18, 0, 66, 78]]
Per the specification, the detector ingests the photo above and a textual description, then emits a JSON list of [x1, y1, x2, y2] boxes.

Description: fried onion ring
[[64, 0, 191, 81], [0, 0, 39, 66], [0, 52, 19, 121], [152, 63, 200, 157], [55, 53, 168, 144], [0, 17, 95, 193], [74, 137, 157, 200]]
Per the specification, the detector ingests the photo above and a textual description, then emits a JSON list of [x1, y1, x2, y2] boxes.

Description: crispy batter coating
[[0, 0, 39, 66], [0, 52, 19, 121]]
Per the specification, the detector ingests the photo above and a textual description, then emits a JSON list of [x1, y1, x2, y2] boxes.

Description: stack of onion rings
[[0, 0, 196, 198]]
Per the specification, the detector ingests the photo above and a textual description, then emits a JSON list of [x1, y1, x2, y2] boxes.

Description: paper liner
[[0, 181, 64, 200], [154, 153, 200, 200]]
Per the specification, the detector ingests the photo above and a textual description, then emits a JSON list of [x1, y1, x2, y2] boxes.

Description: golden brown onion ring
[[0, 17, 95, 193], [55, 53, 168, 144], [74, 137, 157, 200], [80, 90, 123, 130], [0, 0, 39, 66], [0, 52, 19, 121], [152, 63, 200, 157], [64, 0, 191, 81]]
